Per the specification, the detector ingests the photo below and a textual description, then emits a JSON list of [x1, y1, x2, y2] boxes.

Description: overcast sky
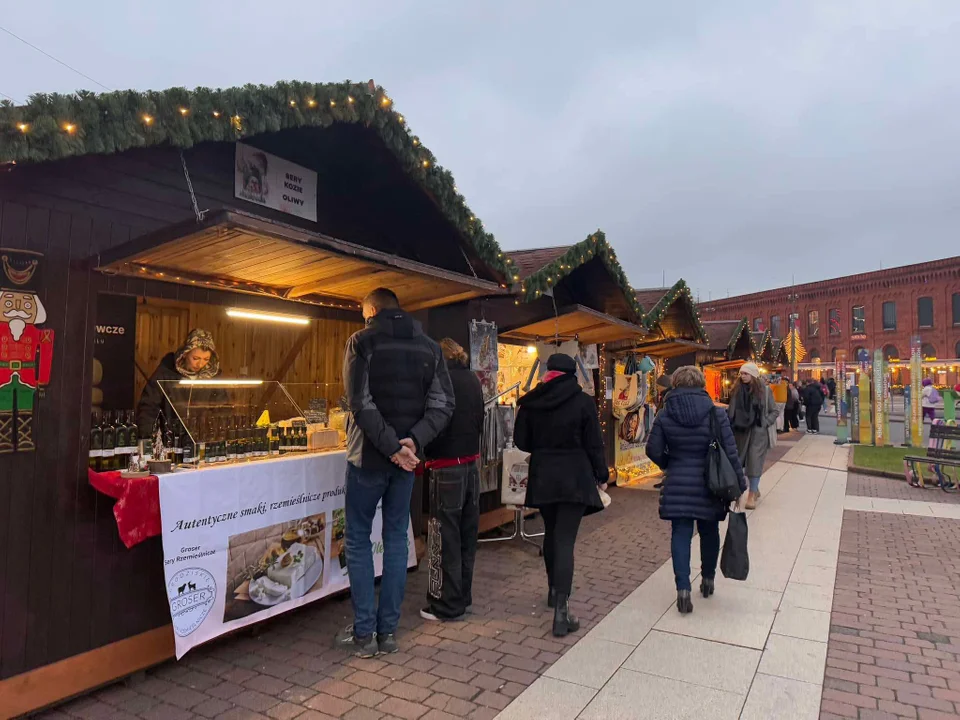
[[3, 1, 959, 298]]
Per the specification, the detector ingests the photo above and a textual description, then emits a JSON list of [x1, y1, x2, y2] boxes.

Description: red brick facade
[[698, 256, 960, 363]]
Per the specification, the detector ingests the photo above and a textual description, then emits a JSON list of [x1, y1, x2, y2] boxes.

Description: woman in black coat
[[645, 366, 746, 614], [514, 353, 608, 637]]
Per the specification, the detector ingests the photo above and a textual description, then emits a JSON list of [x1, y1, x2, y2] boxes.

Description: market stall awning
[[94, 210, 507, 311], [609, 337, 706, 359], [498, 305, 647, 345]]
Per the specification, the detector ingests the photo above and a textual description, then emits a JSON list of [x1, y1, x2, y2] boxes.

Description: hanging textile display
[[615, 363, 661, 487], [470, 320, 499, 400], [579, 344, 599, 370], [498, 344, 534, 397]]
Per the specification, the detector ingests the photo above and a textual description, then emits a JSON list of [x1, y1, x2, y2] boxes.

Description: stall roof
[[751, 330, 773, 361], [505, 232, 643, 320], [498, 305, 647, 345], [635, 280, 709, 344], [95, 209, 506, 311], [0, 79, 513, 284], [703, 318, 752, 358]]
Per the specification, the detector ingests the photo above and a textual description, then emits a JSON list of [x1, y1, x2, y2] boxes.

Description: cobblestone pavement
[[823, 473, 960, 719], [37, 485, 672, 720], [846, 472, 960, 505]]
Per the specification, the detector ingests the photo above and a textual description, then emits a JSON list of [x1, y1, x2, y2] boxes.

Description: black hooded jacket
[[425, 359, 484, 460], [646, 387, 746, 521], [343, 309, 455, 471], [514, 373, 608, 513]]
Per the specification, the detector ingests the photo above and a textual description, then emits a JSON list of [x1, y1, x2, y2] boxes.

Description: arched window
[[808, 349, 820, 362], [883, 345, 899, 362], [922, 343, 936, 360], [854, 346, 866, 363]]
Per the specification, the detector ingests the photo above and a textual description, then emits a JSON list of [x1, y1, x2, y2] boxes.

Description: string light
[[289, 100, 297, 107], [142, 114, 154, 125], [422, 159, 430, 168], [380, 95, 392, 107], [307, 99, 317, 108], [212, 110, 221, 118], [179, 107, 189, 116], [17, 122, 28, 133], [62, 122, 76, 134], [330, 99, 337, 108], [347, 96, 355, 104]]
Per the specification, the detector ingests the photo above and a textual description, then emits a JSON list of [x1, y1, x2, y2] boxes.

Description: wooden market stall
[[0, 80, 511, 716], [699, 318, 752, 401]]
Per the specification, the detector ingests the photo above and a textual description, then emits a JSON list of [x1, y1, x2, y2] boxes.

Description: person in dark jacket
[[646, 366, 746, 614], [420, 338, 485, 623], [514, 353, 608, 637], [802, 379, 824, 434], [337, 288, 455, 658], [136, 328, 221, 437]]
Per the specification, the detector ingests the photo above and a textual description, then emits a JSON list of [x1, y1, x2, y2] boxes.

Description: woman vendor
[[136, 328, 222, 436]]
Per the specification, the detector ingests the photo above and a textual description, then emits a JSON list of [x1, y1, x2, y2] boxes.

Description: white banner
[[159, 452, 416, 659], [235, 142, 318, 221]]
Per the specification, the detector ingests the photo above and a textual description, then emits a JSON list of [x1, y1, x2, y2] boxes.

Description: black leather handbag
[[705, 408, 741, 504]]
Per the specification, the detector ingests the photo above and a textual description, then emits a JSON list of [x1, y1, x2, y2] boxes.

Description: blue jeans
[[749, 476, 761, 493], [345, 462, 414, 638], [671, 519, 721, 592]]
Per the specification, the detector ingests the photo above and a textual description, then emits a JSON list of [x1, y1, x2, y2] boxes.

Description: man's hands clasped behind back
[[390, 437, 419, 472]]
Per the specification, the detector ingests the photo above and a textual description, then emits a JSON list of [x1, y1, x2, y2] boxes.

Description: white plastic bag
[[501, 447, 530, 506]]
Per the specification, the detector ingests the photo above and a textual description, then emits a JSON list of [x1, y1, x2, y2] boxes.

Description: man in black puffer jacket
[[337, 289, 455, 658], [646, 366, 746, 615]]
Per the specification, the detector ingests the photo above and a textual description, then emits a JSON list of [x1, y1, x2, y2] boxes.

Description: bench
[[904, 422, 960, 491]]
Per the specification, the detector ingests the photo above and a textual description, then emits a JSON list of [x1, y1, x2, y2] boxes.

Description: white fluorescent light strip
[[226, 308, 310, 325], [178, 379, 264, 386]]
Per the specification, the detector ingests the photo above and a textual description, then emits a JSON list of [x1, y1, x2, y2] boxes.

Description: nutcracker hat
[[0, 248, 43, 293]]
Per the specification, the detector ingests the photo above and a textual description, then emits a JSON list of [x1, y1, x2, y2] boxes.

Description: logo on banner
[[168, 568, 217, 637]]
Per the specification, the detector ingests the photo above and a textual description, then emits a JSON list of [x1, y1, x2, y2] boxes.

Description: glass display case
[[156, 380, 346, 466]]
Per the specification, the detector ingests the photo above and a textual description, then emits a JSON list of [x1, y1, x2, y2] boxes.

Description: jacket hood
[[367, 308, 420, 339], [174, 329, 220, 379], [663, 387, 716, 428], [518, 373, 582, 411]]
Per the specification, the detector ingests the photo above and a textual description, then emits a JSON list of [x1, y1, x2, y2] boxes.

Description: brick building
[[698, 256, 960, 367]]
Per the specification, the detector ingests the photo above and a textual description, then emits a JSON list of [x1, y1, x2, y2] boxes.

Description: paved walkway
[[496, 435, 849, 719]]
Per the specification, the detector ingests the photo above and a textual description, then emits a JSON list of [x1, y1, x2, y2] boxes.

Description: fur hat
[[740, 362, 761, 379]]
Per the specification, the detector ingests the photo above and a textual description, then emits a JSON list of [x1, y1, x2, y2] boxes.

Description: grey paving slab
[[772, 606, 831, 643], [577, 668, 744, 720], [543, 637, 635, 689], [780, 582, 834, 613], [496, 676, 596, 720], [758, 634, 828, 685], [739, 673, 821, 720], [623, 630, 760, 695]]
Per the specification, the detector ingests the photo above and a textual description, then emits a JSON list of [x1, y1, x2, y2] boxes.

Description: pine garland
[[637, 279, 709, 343], [727, 317, 750, 356], [516, 231, 643, 318], [0, 80, 513, 277]]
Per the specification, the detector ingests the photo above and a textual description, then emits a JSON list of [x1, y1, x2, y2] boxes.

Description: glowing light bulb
[[17, 122, 28, 133], [348, 96, 355, 104], [212, 111, 221, 118], [330, 99, 337, 107], [142, 114, 154, 125], [179, 107, 189, 116], [63, 123, 76, 134], [307, 99, 317, 107]]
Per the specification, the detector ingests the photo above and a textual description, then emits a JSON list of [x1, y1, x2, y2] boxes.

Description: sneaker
[[334, 624, 378, 658], [420, 607, 440, 622], [377, 633, 399, 654]]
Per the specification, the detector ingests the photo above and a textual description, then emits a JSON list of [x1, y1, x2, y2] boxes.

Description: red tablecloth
[[88, 469, 162, 548]]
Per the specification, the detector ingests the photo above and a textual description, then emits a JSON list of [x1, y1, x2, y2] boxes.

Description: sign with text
[[873, 350, 886, 446], [94, 293, 137, 411], [235, 143, 318, 221], [835, 351, 848, 443], [159, 452, 416, 658]]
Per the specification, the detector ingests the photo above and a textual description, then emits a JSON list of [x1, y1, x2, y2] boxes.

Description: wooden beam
[[0, 626, 175, 719], [257, 325, 313, 410], [405, 290, 484, 312], [286, 266, 382, 299]]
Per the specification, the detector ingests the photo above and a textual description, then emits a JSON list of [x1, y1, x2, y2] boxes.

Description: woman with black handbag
[[646, 366, 747, 614]]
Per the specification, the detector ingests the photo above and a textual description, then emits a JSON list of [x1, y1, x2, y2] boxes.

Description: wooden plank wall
[[133, 298, 361, 411], [0, 143, 373, 681]]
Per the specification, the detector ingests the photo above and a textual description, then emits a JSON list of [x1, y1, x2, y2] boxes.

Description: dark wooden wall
[[0, 135, 461, 680]]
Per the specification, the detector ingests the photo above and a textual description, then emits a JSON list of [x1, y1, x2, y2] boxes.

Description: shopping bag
[[720, 511, 749, 581], [613, 373, 639, 420], [501, 447, 530, 506], [706, 409, 742, 503]]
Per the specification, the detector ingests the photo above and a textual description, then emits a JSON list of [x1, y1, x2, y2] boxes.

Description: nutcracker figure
[[0, 249, 54, 453]]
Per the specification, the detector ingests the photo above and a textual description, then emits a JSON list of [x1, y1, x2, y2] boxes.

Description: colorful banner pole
[[904, 385, 912, 447], [835, 350, 848, 444], [873, 349, 886, 447], [910, 336, 923, 447], [858, 366, 872, 445]]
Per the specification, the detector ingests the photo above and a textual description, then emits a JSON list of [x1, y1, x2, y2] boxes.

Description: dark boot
[[552, 594, 579, 637], [547, 587, 556, 608], [700, 577, 715, 598], [16, 412, 35, 452], [677, 590, 693, 614], [0, 413, 13, 454]]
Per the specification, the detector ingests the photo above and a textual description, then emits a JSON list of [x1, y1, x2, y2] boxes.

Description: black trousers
[[426, 462, 480, 618], [805, 405, 820, 432], [540, 503, 585, 596], [783, 406, 799, 431]]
